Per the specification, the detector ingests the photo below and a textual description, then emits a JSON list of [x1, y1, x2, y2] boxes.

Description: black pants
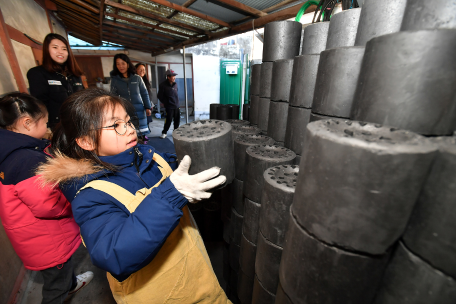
[[40, 257, 77, 304], [162, 108, 180, 134]]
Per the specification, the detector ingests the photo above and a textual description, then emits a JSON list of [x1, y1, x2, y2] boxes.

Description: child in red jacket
[[0, 93, 93, 304]]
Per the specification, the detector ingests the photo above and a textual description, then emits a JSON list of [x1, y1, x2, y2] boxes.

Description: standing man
[[158, 69, 180, 139]]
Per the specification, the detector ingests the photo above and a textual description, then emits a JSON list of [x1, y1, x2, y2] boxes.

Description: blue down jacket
[[110, 72, 152, 136], [57, 145, 186, 281]]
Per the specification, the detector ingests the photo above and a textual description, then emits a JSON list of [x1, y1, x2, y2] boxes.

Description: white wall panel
[[101, 56, 114, 77], [11, 41, 36, 88], [169, 62, 192, 79], [50, 15, 67, 38], [193, 55, 219, 120], [0, 40, 19, 95], [0, 0, 50, 42]]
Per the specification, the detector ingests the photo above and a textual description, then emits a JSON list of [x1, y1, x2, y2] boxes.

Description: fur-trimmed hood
[[36, 145, 160, 202], [36, 151, 104, 189]]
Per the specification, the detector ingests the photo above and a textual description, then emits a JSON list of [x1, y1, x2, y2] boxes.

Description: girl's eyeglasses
[[95, 118, 138, 135]]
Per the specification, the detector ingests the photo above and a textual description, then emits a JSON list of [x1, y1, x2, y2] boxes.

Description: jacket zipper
[[134, 147, 149, 187], [56, 72, 73, 95]]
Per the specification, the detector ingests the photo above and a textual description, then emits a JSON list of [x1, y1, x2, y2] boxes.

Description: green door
[[220, 59, 243, 118]]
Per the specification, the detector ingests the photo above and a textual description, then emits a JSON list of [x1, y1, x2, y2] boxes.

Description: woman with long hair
[[111, 54, 151, 141], [27, 33, 84, 129], [135, 62, 155, 124]]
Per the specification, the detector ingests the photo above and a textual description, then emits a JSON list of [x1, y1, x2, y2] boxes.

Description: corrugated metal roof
[[188, 0, 247, 24], [56, 0, 313, 54], [233, 0, 285, 11]]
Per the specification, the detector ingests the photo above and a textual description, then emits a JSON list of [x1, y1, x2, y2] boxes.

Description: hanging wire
[[306, 0, 359, 23]]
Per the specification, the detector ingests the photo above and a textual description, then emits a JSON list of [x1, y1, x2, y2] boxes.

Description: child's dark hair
[[0, 93, 47, 129], [51, 88, 136, 172]]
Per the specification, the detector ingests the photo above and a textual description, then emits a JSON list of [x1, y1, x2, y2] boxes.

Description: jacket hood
[[36, 145, 157, 200], [0, 129, 49, 165], [36, 151, 104, 189]]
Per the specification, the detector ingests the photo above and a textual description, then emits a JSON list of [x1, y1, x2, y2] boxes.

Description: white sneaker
[[160, 134, 167, 139], [66, 271, 94, 300]]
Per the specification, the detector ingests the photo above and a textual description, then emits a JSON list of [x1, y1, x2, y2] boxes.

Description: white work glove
[[169, 155, 226, 203]]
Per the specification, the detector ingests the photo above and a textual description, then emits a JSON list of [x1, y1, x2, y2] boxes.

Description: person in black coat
[[27, 33, 84, 129], [158, 69, 180, 139]]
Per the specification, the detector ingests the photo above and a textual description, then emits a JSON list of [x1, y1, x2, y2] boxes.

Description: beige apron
[[78, 154, 230, 304]]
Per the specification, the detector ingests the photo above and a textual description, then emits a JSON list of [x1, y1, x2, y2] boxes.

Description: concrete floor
[[147, 113, 195, 143], [15, 116, 227, 303]]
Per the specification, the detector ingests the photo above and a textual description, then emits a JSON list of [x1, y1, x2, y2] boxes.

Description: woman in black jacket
[[27, 33, 84, 129]]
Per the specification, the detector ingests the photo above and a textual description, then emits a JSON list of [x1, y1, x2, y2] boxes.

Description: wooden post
[[0, 8, 27, 92]]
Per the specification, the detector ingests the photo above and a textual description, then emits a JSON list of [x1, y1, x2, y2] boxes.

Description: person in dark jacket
[[0, 93, 93, 304], [27, 33, 84, 130], [158, 69, 180, 139], [110, 54, 151, 140]]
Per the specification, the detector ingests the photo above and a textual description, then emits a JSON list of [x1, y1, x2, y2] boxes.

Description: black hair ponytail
[[0, 93, 47, 129]]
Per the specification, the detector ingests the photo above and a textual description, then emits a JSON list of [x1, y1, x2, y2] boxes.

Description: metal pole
[[155, 56, 160, 115], [183, 46, 189, 123]]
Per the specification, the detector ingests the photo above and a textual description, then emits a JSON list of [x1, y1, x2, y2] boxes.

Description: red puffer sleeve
[[15, 175, 73, 219]]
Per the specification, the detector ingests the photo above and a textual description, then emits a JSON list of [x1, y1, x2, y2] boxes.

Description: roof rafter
[[105, 12, 189, 39], [66, 0, 99, 14], [70, 32, 100, 45], [103, 32, 162, 49], [103, 20, 176, 44], [103, 21, 175, 45], [154, 3, 317, 55], [211, 0, 267, 17], [55, 3, 99, 23], [99, 0, 106, 45], [105, 0, 208, 35], [58, 9, 99, 26], [52, 0, 98, 18], [147, 0, 230, 28], [103, 33, 162, 52], [59, 14, 99, 31], [103, 26, 173, 46]]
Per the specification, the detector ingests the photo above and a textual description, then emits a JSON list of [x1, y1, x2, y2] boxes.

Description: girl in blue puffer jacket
[[37, 89, 230, 304], [110, 53, 152, 141]]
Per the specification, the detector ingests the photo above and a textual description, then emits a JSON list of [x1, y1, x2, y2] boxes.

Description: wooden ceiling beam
[[66, 0, 99, 14], [103, 27, 171, 46], [103, 33, 161, 51], [103, 31, 159, 45], [164, 0, 198, 20], [211, 0, 266, 17], [103, 35, 162, 51], [99, 0, 106, 45], [56, 4, 99, 22], [51, 0, 98, 18], [229, 0, 301, 25], [147, 0, 230, 28], [69, 32, 100, 45], [105, 0, 207, 35], [103, 20, 175, 44], [58, 10, 99, 27], [155, 0, 198, 37], [154, 3, 317, 55], [65, 23, 99, 37], [263, 0, 300, 13], [103, 23, 173, 45], [102, 37, 148, 51], [59, 15, 98, 30], [105, 12, 188, 39]]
